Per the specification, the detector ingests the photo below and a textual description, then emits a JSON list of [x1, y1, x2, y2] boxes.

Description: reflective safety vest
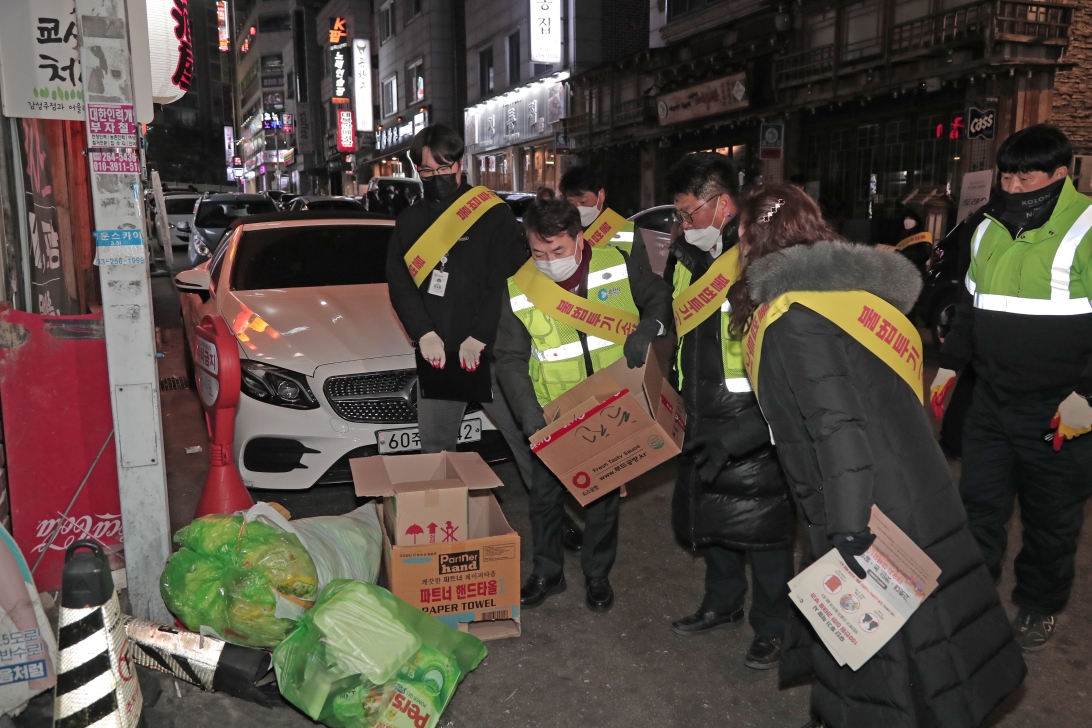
[[604, 220, 635, 255], [966, 177, 1092, 316], [508, 247, 639, 405], [671, 258, 751, 393]]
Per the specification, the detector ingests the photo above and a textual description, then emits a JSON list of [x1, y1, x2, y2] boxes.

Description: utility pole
[[76, 0, 173, 623]]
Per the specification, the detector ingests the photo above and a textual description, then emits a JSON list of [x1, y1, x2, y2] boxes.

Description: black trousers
[[703, 544, 794, 639], [527, 455, 620, 580], [961, 380, 1092, 615]]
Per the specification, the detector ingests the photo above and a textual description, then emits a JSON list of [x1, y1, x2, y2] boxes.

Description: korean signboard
[[967, 105, 997, 140], [223, 125, 234, 163], [329, 18, 351, 104], [216, 1, 230, 52], [530, 1, 562, 64], [759, 123, 784, 161], [337, 110, 356, 152], [353, 38, 374, 132], [656, 73, 749, 126], [0, 1, 84, 119], [464, 73, 566, 154]]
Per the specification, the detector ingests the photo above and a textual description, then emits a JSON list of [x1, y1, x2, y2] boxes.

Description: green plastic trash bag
[[173, 514, 245, 562], [273, 580, 488, 728], [159, 547, 230, 636], [236, 520, 319, 601]]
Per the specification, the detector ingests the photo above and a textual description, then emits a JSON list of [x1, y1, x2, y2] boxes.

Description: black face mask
[[422, 173, 460, 201], [998, 176, 1065, 228]]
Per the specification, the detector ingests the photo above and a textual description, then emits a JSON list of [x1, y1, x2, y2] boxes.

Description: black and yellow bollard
[[53, 540, 142, 728]]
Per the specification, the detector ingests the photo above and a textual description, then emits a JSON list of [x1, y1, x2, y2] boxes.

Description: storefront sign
[[239, 25, 256, 55], [282, 112, 294, 132], [967, 106, 996, 140], [330, 41, 350, 103], [262, 75, 283, 88], [86, 104, 138, 148], [223, 125, 234, 163], [216, 0, 229, 51], [530, 0, 562, 64], [0, 1, 85, 119], [656, 73, 748, 127], [337, 109, 356, 151], [759, 123, 784, 161], [296, 106, 314, 153], [465, 72, 568, 154], [465, 113, 478, 144], [504, 103, 518, 137], [353, 38, 374, 131], [148, 0, 195, 105], [956, 169, 995, 224], [329, 17, 348, 44], [554, 130, 571, 153]]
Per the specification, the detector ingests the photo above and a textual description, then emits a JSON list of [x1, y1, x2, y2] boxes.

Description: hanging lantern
[[147, 0, 195, 104]]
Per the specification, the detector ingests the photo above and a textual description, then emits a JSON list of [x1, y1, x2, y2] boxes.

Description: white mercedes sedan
[[174, 211, 504, 490]]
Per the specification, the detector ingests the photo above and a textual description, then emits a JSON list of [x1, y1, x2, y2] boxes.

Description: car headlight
[[193, 231, 211, 257], [240, 361, 319, 409]]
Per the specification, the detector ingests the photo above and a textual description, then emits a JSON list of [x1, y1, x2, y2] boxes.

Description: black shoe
[[520, 573, 566, 608], [585, 576, 614, 612], [671, 605, 744, 636], [562, 513, 583, 553], [744, 634, 782, 670], [1013, 608, 1055, 652]]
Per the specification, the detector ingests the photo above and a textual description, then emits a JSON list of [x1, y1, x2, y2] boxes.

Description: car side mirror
[[176, 221, 191, 232], [174, 268, 211, 302]]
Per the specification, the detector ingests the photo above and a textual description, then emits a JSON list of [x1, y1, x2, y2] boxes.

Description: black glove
[[681, 436, 732, 483], [623, 317, 661, 369], [520, 408, 548, 439], [832, 529, 876, 580]]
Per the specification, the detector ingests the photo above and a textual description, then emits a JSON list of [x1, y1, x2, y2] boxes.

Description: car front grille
[[324, 369, 419, 424]]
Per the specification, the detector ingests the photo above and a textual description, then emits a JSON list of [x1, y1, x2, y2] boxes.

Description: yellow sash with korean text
[[895, 231, 933, 251], [742, 291, 924, 404], [403, 186, 504, 287], [584, 208, 629, 247], [672, 246, 740, 336], [512, 260, 640, 345]]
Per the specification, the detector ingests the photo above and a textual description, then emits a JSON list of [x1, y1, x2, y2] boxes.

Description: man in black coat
[[663, 154, 794, 670]]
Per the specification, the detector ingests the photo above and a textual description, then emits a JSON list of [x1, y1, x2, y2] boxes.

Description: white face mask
[[683, 198, 725, 252], [534, 247, 581, 282], [903, 217, 916, 230], [577, 205, 600, 228]]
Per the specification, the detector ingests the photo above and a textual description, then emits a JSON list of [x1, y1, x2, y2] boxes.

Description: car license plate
[[376, 419, 481, 454]]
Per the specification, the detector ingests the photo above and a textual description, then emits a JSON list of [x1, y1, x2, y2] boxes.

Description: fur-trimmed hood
[[746, 240, 923, 314]]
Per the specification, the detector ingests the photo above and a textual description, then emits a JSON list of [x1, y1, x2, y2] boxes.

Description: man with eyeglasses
[[662, 153, 794, 670], [385, 124, 535, 491]]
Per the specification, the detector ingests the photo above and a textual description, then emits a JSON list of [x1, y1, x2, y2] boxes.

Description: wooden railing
[[889, 0, 993, 55]]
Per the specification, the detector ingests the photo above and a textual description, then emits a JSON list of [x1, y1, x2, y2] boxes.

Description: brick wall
[[1053, 3, 1092, 154], [601, 0, 650, 64]]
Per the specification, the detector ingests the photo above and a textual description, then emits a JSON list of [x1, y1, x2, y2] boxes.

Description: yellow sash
[[895, 231, 933, 251], [512, 259, 640, 345], [584, 208, 629, 247], [672, 246, 740, 336], [403, 186, 504, 287], [743, 291, 924, 404]]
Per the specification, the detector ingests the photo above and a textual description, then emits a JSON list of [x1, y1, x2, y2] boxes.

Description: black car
[[184, 193, 278, 267]]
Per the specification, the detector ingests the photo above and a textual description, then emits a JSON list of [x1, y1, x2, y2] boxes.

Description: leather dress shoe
[[671, 605, 744, 636], [562, 513, 583, 552], [744, 634, 782, 670], [520, 573, 566, 608], [585, 577, 614, 612]]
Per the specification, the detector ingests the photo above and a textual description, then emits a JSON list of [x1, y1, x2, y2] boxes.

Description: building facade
[[564, 0, 1084, 236]]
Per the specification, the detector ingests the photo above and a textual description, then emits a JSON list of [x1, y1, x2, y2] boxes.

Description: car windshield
[[165, 198, 197, 215], [195, 199, 276, 227], [232, 224, 392, 290], [305, 199, 364, 211]]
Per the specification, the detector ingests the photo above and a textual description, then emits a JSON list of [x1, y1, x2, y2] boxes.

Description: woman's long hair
[[727, 183, 844, 338]]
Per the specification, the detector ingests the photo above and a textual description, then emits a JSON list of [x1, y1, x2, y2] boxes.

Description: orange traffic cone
[[193, 441, 253, 517]]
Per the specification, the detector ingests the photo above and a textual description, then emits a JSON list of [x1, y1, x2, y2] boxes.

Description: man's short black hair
[[997, 124, 1072, 175], [409, 123, 464, 166], [559, 166, 604, 197], [523, 199, 582, 242], [665, 152, 738, 200]]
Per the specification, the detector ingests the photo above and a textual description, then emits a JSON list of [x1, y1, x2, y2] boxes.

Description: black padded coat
[[666, 230, 793, 551], [745, 241, 1025, 728]]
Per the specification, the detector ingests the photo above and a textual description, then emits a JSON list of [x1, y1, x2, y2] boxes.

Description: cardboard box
[[375, 491, 521, 641], [529, 347, 686, 506], [351, 452, 502, 546]]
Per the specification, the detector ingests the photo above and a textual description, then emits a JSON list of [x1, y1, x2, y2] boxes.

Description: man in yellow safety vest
[[495, 199, 673, 612], [560, 166, 650, 271]]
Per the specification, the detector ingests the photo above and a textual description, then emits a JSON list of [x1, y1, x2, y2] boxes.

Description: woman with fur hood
[[728, 184, 1025, 728]]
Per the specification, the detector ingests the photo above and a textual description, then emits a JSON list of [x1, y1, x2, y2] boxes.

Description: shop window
[[407, 60, 424, 105], [668, 0, 727, 22], [380, 3, 395, 43], [805, 10, 836, 49], [508, 32, 520, 86], [261, 54, 283, 74], [893, 0, 931, 24], [407, 0, 423, 20], [382, 75, 398, 117], [857, 124, 880, 203], [883, 120, 910, 203], [533, 63, 553, 78], [842, 1, 884, 61], [480, 47, 495, 95]]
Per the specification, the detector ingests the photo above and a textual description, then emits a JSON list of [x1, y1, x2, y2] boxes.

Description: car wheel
[[931, 295, 958, 346]]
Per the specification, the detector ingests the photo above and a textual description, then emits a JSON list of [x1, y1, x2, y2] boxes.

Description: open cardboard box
[[351, 452, 502, 546], [529, 343, 686, 505], [375, 491, 521, 641]]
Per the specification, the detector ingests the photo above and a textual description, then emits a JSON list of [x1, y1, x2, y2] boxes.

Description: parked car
[[173, 210, 505, 490], [364, 177, 423, 214], [187, 193, 278, 267], [627, 205, 676, 276], [494, 191, 535, 221], [265, 190, 287, 209], [161, 194, 200, 251], [287, 195, 365, 212]]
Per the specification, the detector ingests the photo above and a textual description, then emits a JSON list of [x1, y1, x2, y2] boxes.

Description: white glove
[[418, 331, 446, 369], [459, 336, 486, 371], [929, 368, 957, 419]]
